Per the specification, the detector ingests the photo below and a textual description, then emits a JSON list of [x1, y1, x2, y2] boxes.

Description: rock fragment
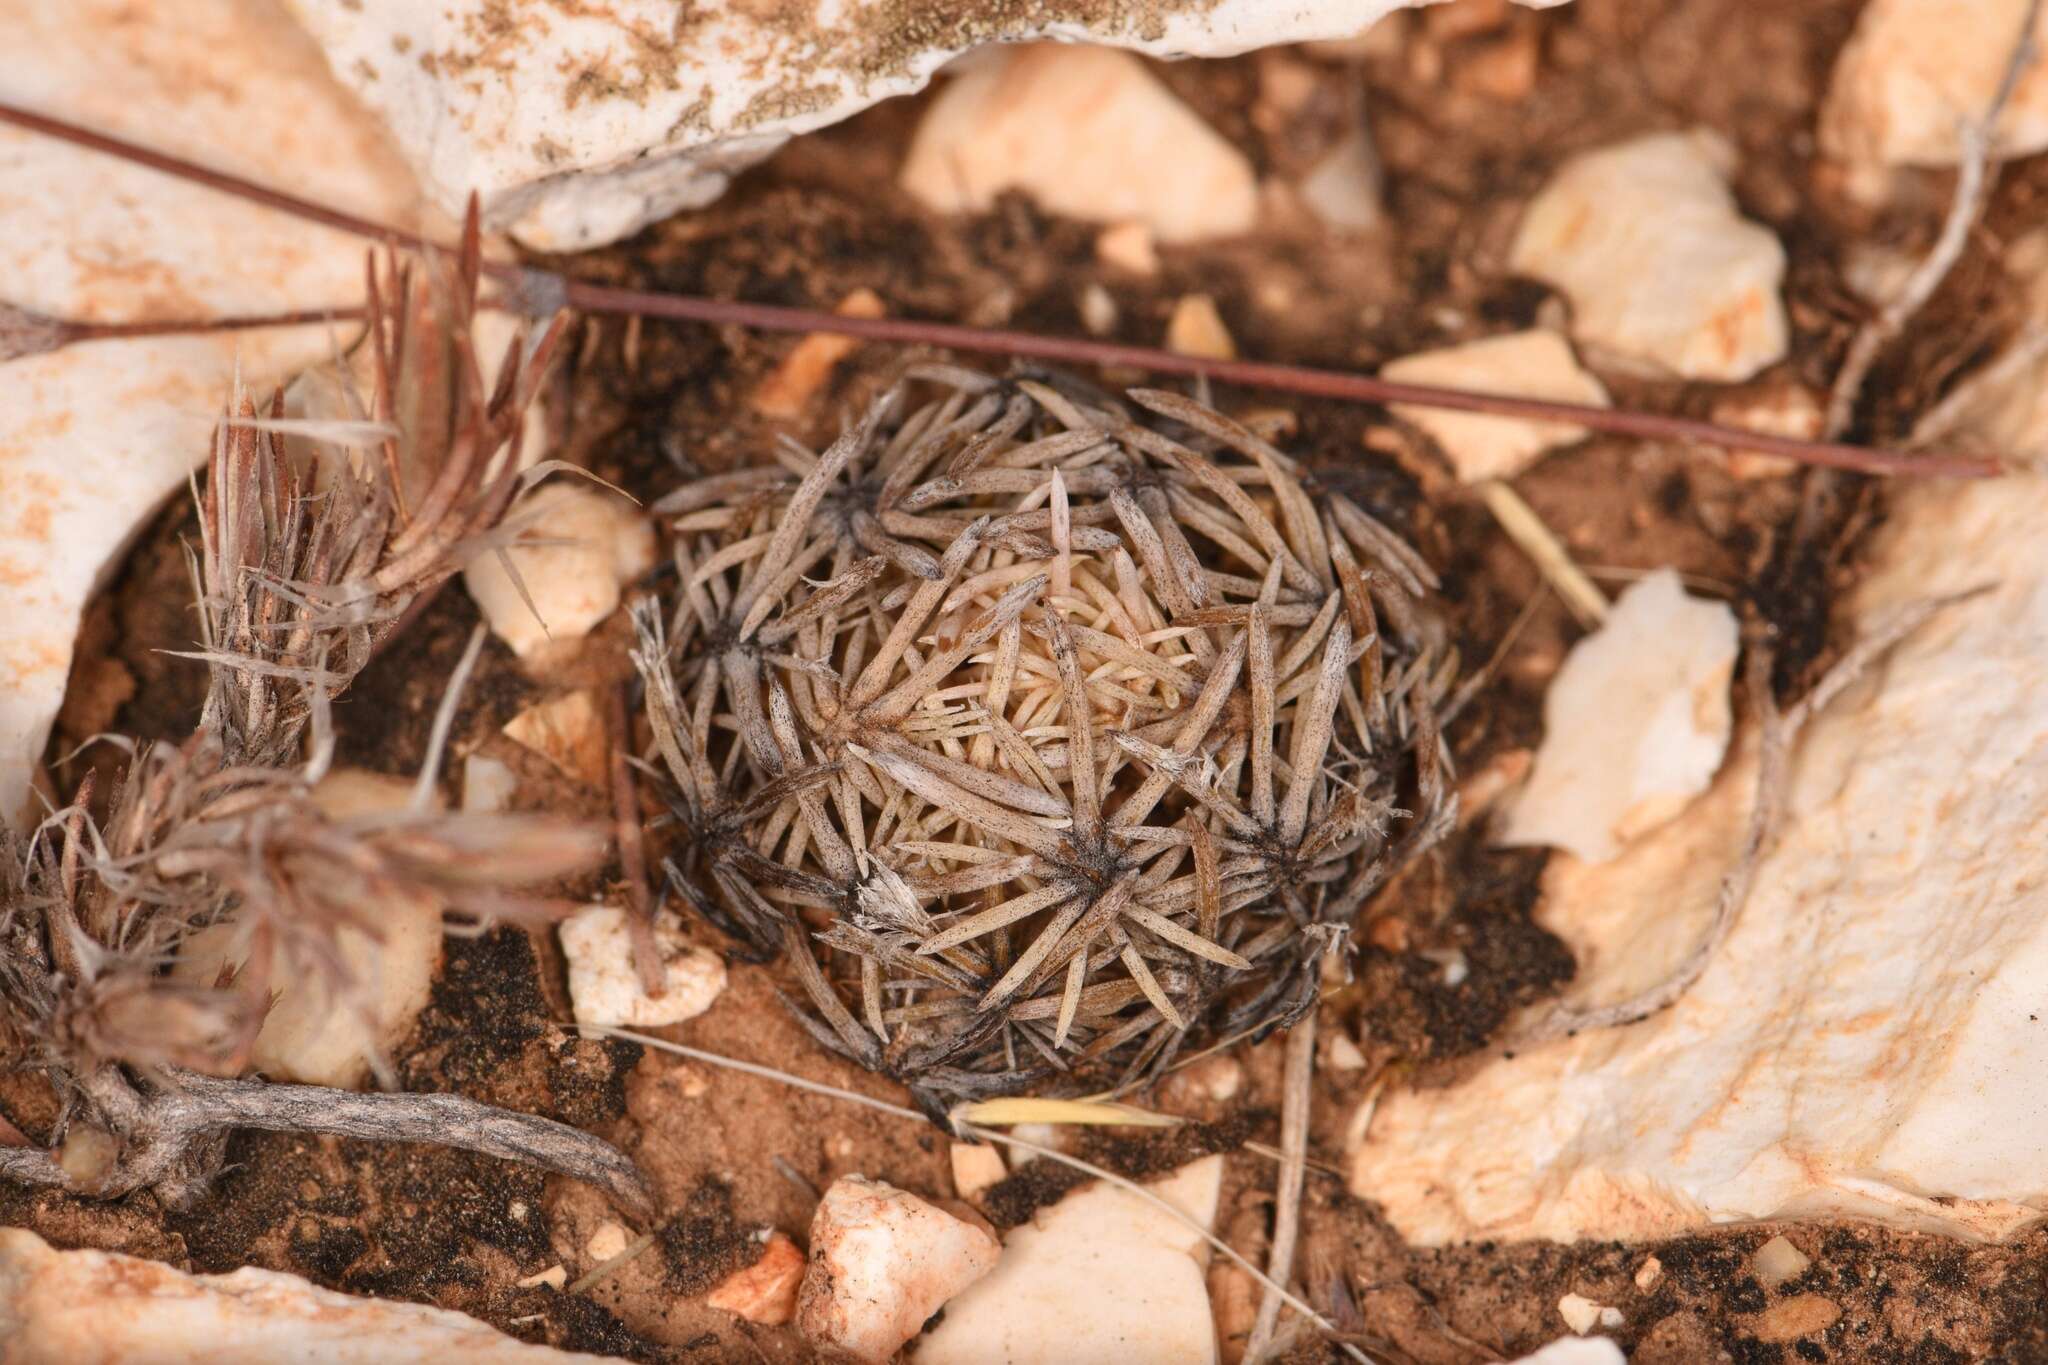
[[1500, 569, 1739, 864], [502, 691, 611, 787], [1353, 474, 2048, 1244], [1512, 1339, 1628, 1365], [1382, 330, 1609, 481], [795, 1176, 999, 1364], [1751, 1234, 1811, 1288], [705, 1232, 806, 1326], [1298, 128, 1384, 231], [900, 44, 1257, 244], [1751, 1293, 1842, 1344], [289, 2, 1479, 250], [559, 907, 727, 1029], [0, 1228, 608, 1363], [1509, 131, 1788, 381], [919, 1156, 1224, 1365], [1166, 294, 1238, 360], [752, 289, 887, 420], [1820, 0, 2048, 167], [464, 486, 654, 662], [1557, 1292, 1623, 1335], [1096, 222, 1161, 276], [949, 1141, 1008, 1202], [583, 1222, 630, 1264]]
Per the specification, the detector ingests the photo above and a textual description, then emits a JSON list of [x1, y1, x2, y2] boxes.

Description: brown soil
[[14, 0, 2048, 1361]]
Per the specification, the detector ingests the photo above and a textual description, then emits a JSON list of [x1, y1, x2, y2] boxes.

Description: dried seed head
[[643, 368, 1459, 1104]]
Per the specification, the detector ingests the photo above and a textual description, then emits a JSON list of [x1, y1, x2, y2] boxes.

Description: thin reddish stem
[[0, 99, 2002, 481]]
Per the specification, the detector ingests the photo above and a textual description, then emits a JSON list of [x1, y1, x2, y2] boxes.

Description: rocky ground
[[8, 0, 2048, 1361]]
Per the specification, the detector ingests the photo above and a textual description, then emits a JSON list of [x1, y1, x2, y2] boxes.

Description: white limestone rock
[[0, 0, 418, 831], [1820, 0, 2048, 167], [465, 485, 655, 661], [559, 906, 726, 1029], [281, 2, 1571, 251], [172, 771, 444, 1089], [1509, 131, 1788, 382], [1513, 1339, 1627, 1365], [1500, 570, 1739, 864], [902, 44, 1254, 243], [1353, 471, 2048, 1244], [919, 1155, 1225, 1365], [795, 1176, 999, 1364], [0, 1228, 609, 1364], [1382, 330, 1610, 482]]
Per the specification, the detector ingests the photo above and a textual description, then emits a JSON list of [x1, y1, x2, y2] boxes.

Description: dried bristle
[[0, 225, 640, 1215], [640, 367, 1459, 1106]]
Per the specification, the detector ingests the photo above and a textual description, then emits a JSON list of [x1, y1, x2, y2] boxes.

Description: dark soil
[[15, 0, 2048, 1360]]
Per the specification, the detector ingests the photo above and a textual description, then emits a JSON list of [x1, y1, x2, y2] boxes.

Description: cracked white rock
[[0, 0, 418, 831], [172, 771, 443, 1088], [902, 44, 1254, 243], [1382, 330, 1610, 482], [465, 485, 655, 661], [1820, 0, 2048, 167], [0, 1228, 607, 1364], [1509, 131, 1788, 382], [1500, 570, 1738, 864], [1354, 471, 2048, 1244], [795, 1175, 999, 1364], [920, 1155, 1224, 1365], [559, 906, 726, 1029], [280, 2, 1569, 251]]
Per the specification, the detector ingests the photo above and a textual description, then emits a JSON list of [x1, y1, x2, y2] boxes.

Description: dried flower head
[[639, 367, 1459, 1108], [1, 220, 648, 1217]]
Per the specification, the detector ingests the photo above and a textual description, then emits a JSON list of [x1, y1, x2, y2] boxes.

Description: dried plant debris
[[636, 367, 1459, 1110], [0, 229, 650, 1219]]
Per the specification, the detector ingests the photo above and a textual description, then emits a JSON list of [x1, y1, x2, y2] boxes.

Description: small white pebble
[[1752, 1234, 1812, 1288], [1634, 1255, 1663, 1292], [1097, 220, 1161, 274], [950, 1141, 1009, 1202], [516, 1264, 566, 1290], [460, 753, 518, 813], [1322, 1030, 1368, 1072], [1078, 283, 1118, 337], [560, 907, 726, 1028], [585, 1222, 630, 1263], [463, 484, 654, 660], [1557, 1292, 1623, 1335], [1166, 294, 1235, 360]]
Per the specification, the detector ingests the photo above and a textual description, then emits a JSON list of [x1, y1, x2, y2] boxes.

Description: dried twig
[[1476, 481, 1609, 629], [1246, 1012, 1316, 1364], [0, 100, 2002, 481], [0, 301, 368, 362], [1824, 0, 2042, 439]]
